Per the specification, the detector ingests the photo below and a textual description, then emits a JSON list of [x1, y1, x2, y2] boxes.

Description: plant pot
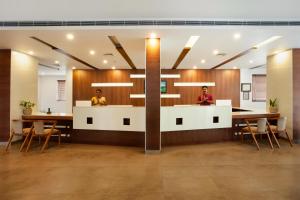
[[269, 106, 278, 113], [23, 108, 32, 115]]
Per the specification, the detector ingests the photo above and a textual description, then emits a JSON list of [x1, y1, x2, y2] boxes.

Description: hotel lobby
[[1, 0, 300, 199]]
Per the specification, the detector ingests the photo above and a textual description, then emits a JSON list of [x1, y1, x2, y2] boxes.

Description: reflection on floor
[[1, 141, 300, 200]]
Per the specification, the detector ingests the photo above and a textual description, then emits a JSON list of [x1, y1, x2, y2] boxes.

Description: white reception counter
[[73, 105, 232, 132]]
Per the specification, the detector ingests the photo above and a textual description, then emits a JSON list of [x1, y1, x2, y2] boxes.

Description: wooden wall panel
[[0, 50, 11, 142], [293, 49, 300, 142], [73, 69, 240, 107], [73, 69, 145, 106], [161, 69, 240, 107]]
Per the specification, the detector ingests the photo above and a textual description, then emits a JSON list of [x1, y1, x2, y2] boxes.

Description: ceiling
[[0, 0, 300, 21], [1, 26, 300, 73]]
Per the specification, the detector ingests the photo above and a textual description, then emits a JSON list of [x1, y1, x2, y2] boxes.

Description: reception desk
[[72, 105, 232, 146], [73, 105, 232, 132]]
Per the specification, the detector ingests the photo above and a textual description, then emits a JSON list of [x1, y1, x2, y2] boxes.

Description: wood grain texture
[[0, 50, 11, 141], [145, 38, 161, 151], [172, 48, 191, 69], [71, 129, 145, 147], [73, 69, 145, 106], [161, 69, 240, 107], [161, 129, 233, 146], [73, 69, 240, 107], [22, 115, 73, 121], [293, 49, 300, 142]]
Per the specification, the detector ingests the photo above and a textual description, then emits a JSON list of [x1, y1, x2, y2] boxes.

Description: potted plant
[[20, 100, 35, 115], [269, 98, 278, 113]]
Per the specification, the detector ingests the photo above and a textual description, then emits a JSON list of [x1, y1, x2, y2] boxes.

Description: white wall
[[38, 67, 72, 113], [240, 67, 266, 110], [10, 51, 38, 120]]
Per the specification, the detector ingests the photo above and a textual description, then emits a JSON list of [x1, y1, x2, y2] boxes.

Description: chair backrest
[[277, 117, 287, 131], [11, 120, 23, 134], [33, 121, 44, 135], [257, 118, 267, 133]]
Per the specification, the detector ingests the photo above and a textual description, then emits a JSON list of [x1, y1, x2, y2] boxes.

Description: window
[[252, 75, 266, 102], [57, 80, 66, 101]]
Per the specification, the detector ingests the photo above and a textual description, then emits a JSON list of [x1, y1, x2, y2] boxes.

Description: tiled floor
[[1, 140, 300, 200]]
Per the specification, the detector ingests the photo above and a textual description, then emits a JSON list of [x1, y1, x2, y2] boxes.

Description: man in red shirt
[[197, 86, 213, 105]]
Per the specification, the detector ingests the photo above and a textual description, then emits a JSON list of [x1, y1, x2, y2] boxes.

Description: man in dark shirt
[[197, 86, 213, 105]]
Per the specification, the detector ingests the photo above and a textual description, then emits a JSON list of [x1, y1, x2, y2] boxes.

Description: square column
[[145, 38, 161, 152]]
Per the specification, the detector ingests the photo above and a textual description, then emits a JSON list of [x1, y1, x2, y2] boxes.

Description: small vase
[[23, 108, 32, 115], [269, 107, 278, 113]]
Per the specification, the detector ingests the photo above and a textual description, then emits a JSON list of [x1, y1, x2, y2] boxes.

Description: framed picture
[[241, 83, 251, 92], [243, 92, 250, 100], [160, 80, 167, 93]]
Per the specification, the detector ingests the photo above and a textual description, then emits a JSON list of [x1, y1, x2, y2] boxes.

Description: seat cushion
[[22, 128, 32, 135], [242, 126, 258, 133], [43, 128, 60, 135], [269, 125, 278, 132]]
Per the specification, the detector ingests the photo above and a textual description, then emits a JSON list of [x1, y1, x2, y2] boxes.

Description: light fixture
[[213, 49, 219, 55], [130, 74, 181, 79], [150, 32, 157, 39], [89, 50, 95, 55], [249, 60, 254, 64], [103, 60, 108, 64], [193, 65, 197, 69], [72, 66, 76, 70], [201, 59, 206, 64], [55, 60, 59, 64], [91, 82, 133, 87], [174, 82, 216, 87], [28, 51, 34, 55], [253, 36, 282, 49], [233, 66, 238, 69], [112, 66, 116, 70], [234, 33, 241, 40], [66, 33, 74, 40], [185, 36, 200, 48]]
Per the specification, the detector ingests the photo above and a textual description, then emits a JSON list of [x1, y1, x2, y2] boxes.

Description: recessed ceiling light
[[150, 33, 157, 39], [201, 59, 206, 64], [90, 50, 95, 55], [112, 66, 116, 70], [233, 66, 238, 69], [213, 49, 219, 55], [28, 51, 34, 55], [185, 36, 200, 48], [72, 66, 76, 70], [234, 33, 241, 40], [55, 60, 59, 64], [249, 60, 254, 64], [66, 33, 74, 40], [103, 60, 108, 64], [193, 65, 197, 69]]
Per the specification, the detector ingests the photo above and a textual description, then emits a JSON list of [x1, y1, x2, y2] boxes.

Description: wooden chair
[[5, 120, 33, 152], [241, 118, 273, 150], [268, 117, 293, 147], [26, 121, 61, 152]]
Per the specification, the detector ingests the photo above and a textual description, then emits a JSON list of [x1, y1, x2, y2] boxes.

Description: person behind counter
[[197, 86, 213, 105], [91, 89, 107, 106]]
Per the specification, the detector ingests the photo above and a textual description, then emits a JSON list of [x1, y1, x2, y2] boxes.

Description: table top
[[232, 108, 280, 119], [22, 112, 73, 121]]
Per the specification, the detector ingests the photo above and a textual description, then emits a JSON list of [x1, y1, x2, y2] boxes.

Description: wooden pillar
[[145, 38, 161, 152], [0, 50, 11, 142], [292, 49, 300, 142]]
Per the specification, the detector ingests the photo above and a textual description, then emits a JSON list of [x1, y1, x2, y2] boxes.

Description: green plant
[[20, 100, 35, 109], [269, 98, 278, 107]]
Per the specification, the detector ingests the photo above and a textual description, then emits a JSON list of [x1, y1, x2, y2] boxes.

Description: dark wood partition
[[0, 50, 11, 142], [293, 49, 300, 142], [73, 69, 240, 107]]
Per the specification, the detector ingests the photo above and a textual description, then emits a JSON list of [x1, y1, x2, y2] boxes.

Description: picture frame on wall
[[241, 83, 251, 92], [243, 92, 250, 100]]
